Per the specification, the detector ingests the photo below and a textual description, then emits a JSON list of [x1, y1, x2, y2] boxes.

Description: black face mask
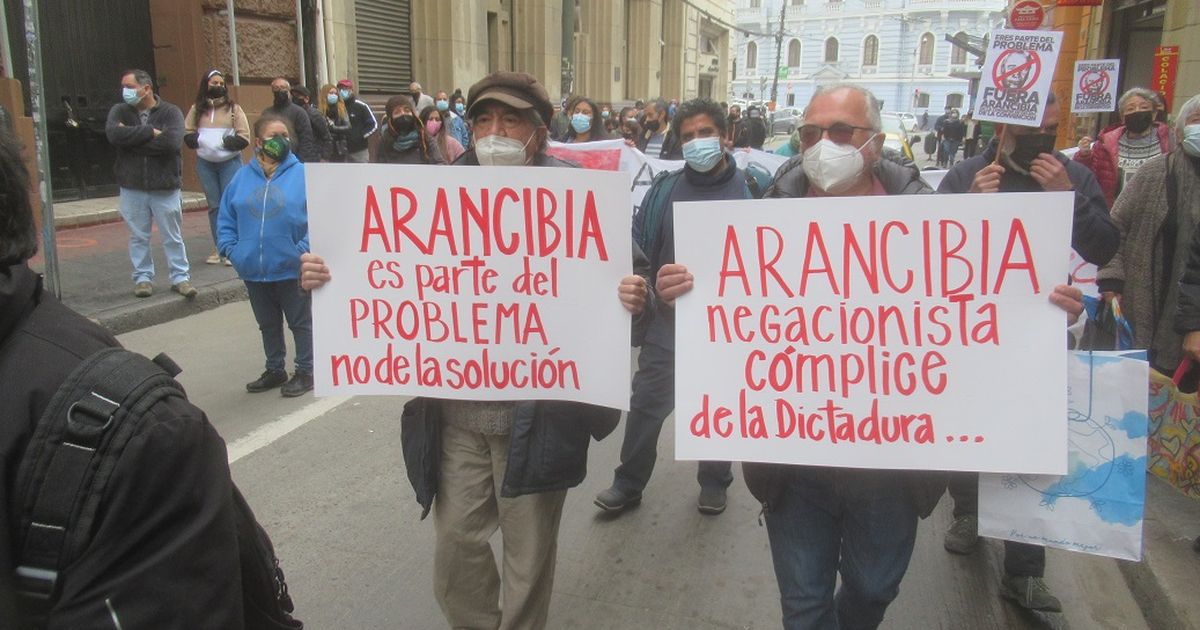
[[1124, 110, 1153, 134], [643, 119, 661, 132], [391, 114, 416, 134], [291, 96, 306, 107], [410, 92, 422, 102], [208, 85, 226, 99], [1007, 133, 1057, 171], [272, 91, 290, 108]]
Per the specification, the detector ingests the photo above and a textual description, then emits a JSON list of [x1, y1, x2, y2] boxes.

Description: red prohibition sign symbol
[[992, 49, 1041, 92], [1079, 69, 1110, 96]]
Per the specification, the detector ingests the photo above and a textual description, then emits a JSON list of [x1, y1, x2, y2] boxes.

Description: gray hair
[[1178, 94, 1200, 136], [806, 83, 882, 132], [121, 68, 153, 88], [1118, 87, 1158, 112]]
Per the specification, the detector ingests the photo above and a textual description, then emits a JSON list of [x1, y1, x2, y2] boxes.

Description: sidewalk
[[37, 192, 248, 335], [52, 191, 208, 229]]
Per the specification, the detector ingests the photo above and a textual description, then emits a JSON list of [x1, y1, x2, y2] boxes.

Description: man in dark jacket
[[265, 78, 317, 162], [734, 104, 769, 149], [300, 71, 653, 630], [336, 79, 378, 163], [291, 85, 332, 161], [663, 84, 944, 630], [636, 99, 683, 159], [105, 69, 195, 299], [937, 93, 1118, 614], [594, 97, 746, 517], [940, 108, 966, 167], [0, 128, 243, 628]]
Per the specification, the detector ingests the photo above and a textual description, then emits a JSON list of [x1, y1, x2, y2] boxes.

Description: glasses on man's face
[[472, 111, 526, 134], [798, 122, 874, 146]]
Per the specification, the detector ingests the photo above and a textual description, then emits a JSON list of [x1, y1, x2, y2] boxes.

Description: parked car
[[770, 107, 802, 135], [880, 113, 917, 161]]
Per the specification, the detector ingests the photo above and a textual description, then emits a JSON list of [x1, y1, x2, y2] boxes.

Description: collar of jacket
[[248, 150, 301, 178], [683, 153, 737, 187], [0, 264, 40, 344]]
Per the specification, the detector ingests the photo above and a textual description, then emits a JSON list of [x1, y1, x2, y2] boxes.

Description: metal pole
[[23, 0, 58, 296], [0, 4, 14, 78], [768, 2, 785, 106], [226, 0, 240, 85], [295, 0, 306, 86]]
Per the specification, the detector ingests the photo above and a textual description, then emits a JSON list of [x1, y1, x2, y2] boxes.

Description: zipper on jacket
[[259, 172, 271, 277]]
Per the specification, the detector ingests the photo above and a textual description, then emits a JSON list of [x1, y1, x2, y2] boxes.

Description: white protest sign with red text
[[975, 29, 1064, 127], [306, 164, 633, 410], [672, 192, 1073, 474], [1072, 59, 1121, 114]]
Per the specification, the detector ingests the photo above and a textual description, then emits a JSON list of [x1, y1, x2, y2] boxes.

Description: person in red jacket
[[1074, 86, 1174, 207]]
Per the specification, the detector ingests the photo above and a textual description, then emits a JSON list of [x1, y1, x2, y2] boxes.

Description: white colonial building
[[733, 0, 1006, 117]]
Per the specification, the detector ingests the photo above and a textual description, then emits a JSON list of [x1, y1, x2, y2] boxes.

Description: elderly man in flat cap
[[300, 71, 653, 629]]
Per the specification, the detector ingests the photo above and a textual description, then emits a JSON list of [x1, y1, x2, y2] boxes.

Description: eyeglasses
[[472, 110, 527, 133], [798, 123, 875, 146]]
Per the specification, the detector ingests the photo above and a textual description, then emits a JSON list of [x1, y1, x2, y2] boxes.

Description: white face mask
[[801, 136, 876, 194], [475, 133, 535, 166]]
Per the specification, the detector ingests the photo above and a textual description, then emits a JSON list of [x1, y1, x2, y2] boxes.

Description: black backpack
[[11, 347, 302, 629]]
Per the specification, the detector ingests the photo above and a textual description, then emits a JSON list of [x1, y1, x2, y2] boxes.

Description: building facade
[[732, 0, 1005, 115]]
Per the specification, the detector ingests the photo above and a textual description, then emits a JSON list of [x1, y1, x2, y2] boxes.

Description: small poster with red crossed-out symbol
[[974, 29, 1064, 126], [1072, 59, 1121, 114]]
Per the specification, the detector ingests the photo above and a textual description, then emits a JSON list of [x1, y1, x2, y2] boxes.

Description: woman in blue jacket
[[217, 113, 313, 397]]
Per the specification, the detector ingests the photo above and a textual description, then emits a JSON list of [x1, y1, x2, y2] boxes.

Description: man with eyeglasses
[[657, 84, 940, 629], [299, 71, 654, 629]]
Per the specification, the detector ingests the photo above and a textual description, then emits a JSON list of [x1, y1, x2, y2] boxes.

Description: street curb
[[1117, 556, 1185, 630], [92, 277, 248, 336], [54, 197, 209, 230]]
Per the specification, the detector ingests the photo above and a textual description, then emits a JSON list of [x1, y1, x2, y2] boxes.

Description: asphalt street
[[114, 303, 1152, 630]]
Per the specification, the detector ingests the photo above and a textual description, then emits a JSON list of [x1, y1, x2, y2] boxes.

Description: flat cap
[[466, 71, 553, 127]]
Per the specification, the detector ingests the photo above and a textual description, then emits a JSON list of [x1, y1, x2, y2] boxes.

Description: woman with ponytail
[[183, 68, 249, 264]]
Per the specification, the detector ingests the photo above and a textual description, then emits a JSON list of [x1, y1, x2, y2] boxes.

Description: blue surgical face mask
[[455, 102, 465, 115], [122, 86, 141, 106], [436, 99, 449, 112], [1183, 124, 1200, 158], [326, 93, 338, 105], [571, 112, 592, 134], [682, 136, 724, 173], [339, 89, 351, 101]]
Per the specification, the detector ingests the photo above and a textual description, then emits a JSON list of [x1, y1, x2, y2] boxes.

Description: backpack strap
[[13, 347, 183, 617]]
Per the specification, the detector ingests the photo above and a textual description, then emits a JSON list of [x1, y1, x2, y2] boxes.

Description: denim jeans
[[196, 157, 242, 247], [612, 342, 733, 494], [941, 140, 962, 166], [947, 472, 1045, 577], [117, 187, 190, 285], [244, 279, 313, 373], [765, 468, 919, 630]]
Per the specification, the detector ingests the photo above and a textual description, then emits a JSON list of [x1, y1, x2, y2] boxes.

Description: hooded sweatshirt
[[216, 151, 309, 282]]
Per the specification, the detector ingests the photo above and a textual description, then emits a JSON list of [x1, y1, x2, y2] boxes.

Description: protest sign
[[975, 29, 1064, 126], [305, 163, 633, 410], [673, 192, 1073, 473], [980, 350, 1149, 560], [1072, 59, 1121, 114]]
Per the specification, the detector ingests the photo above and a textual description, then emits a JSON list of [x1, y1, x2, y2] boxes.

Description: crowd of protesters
[[0, 61, 1176, 629]]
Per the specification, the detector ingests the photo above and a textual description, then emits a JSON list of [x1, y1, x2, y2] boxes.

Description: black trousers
[[948, 472, 1045, 577]]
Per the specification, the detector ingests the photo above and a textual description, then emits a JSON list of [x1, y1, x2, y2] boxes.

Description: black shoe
[[594, 486, 642, 514], [697, 486, 727, 515], [280, 371, 313, 397], [246, 369, 288, 393]]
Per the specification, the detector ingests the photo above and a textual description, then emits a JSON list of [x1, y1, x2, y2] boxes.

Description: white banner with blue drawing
[[978, 350, 1149, 560]]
